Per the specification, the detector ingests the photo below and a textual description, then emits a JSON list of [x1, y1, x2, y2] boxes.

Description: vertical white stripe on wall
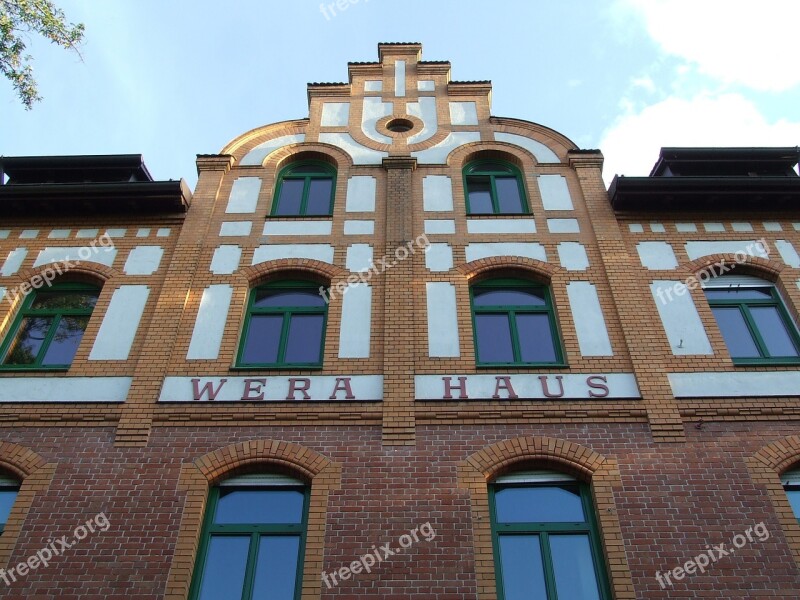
[[338, 284, 372, 358], [566, 282, 613, 356], [89, 285, 150, 360], [395, 60, 406, 97], [426, 282, 460, 357], [186, 285, 233, 360], [650, 281, 713, 355]]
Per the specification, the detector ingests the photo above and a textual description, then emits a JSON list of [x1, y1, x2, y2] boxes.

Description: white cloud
[[620, 0, 800, 91], [599, 93, 800, 183]]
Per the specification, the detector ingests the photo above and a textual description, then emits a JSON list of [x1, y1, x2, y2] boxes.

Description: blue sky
[[3, 0, 799, 188]]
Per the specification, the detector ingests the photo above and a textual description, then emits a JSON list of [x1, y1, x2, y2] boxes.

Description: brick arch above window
[[239, 258, 347, 289], [457, 256, 560, 285], [678, 253, 784, 281]]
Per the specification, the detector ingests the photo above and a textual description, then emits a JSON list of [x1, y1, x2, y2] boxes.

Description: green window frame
[[489, 471, 611, 600], [463, 159, 529, 215], [0, 475, 19, 535], [782, 469, 800, 524], [189, 474, 309, 600], [236, 280, 328, 369], [0, 282, 100, 371], [470, 278, 564, 367], [704, 277, 800, 365], [271, 161, 336, 216]]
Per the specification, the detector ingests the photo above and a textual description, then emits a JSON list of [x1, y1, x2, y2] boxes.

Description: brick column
[[570, 151, 685, 442], [381, 156, 417, 445], [114, 155, 234, 446]]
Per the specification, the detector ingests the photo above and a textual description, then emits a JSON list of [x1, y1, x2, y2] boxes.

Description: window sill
[[230, 365, 325, 372], [264, 215, 333, 220], [0, 366, 70, 373], [475, 362, 569, 369], [732, 358, 800, 367]]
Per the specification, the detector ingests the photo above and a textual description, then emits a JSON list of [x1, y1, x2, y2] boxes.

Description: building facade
[[0, 42, 799, 598]]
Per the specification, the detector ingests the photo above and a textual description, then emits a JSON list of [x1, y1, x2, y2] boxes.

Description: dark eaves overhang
[[608, 175, 800, 212], [0, 180, 192, 216]]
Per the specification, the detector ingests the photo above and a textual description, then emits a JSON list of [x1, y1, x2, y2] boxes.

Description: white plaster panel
[[465, 243, 547, 263], [345, 176, 377, 212], [20, 230, 38, 239], [210, 245, 242, 275], [424, 220, 456, 235], [344, 221, 375, 235], [0, 231, 8, 239], [637, 242, 679, 270], [493, 132, 560, 163], [319, 133, 388, 165], [338, 283, 371, 358], [157, 228, 171, 237], [703, 222, 725, 232], [414, 374, 641, 400], [263, 221, 332, 236], [364, 80, 382, 92], [0, 377, 132, 402], [669, 371, 800, 398], [48, 229, 70, 239], [0, 287, 4, 302], [537, 175, 574, 210], [321, 102, 350, 127], [159, 375, 383, 402], [407, 97, 437, 144], [764, 222, 783, 232], [650, 281, 713, 355], [240, 134, 305, 166], [123, 246, 163, 275], [449, 101, 479, 125], [76, 228, 99, 238], [136, 228, 150, 238], [466, 219, 536, 234], [547, 219, 580, 234], [423, 176, 453, 212], [1, 248, 27, 276], [650, 223, 666, 233], [629, 224, 644, 233], [425, 243, 453, 272], [219, 222, 252, 237], [418, 80, 435, 91], [226, 177, 262, 214], [794, 223, 800, 231], [105, 228, 126, 237], [89, 285, 150, 360], [776, 240, 800, 268], [346, 244, 373, 272], [426, 282, 460, 357], [361, 97, 393, 144], [567, 282, 613, 356], [395, 60, 406, 96], [186, 284, 233, 360], [33, 246, 117, 268], [676, 223, 697, 232], [684, 241, 770, 260], [557, 242, 590, 271], [252, 244, 335, 265], [732, 222, 754, 232], [412, 132, 481, 164]]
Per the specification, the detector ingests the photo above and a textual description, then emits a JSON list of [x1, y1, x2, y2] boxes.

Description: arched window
[[0, 474, 19, 535], [782, 468, 800, 523], [272, 161, 335, 216], [470, 278, 563, 366], [237, 280, 328, 368], [0, 282, 100, 369], [190, 473, 309, 600], [489, 470, 610, 600], [703, 274, 800, 364], [463, 160, 528, 215]]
